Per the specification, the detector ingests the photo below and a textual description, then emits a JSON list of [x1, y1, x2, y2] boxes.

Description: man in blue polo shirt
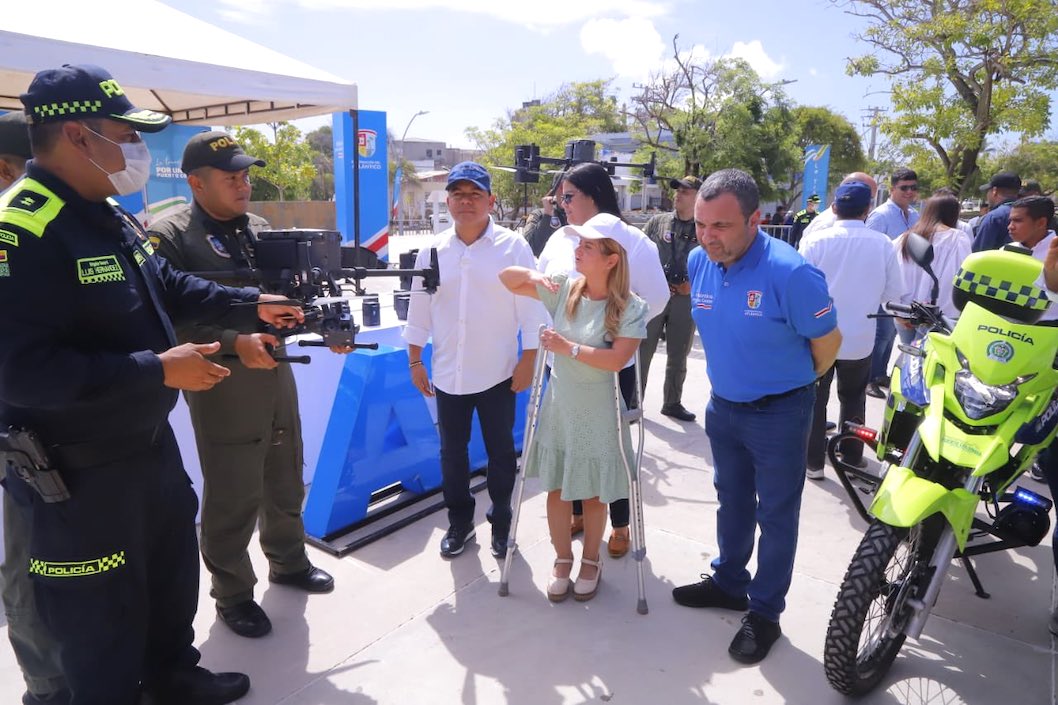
[[672, 169, 841, 665]]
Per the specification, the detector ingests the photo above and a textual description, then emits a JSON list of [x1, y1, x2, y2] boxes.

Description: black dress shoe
[[440, 524, 475, 558], [269, 565, 335, 593], [216, 600, 272, 638], [672, 575, 748, 610], [865, 383, 886, 399], [142, 666, 250, 705], [490, 531, 508, 558], [729, 612, 782, 664], [660, 404, 697, 422]]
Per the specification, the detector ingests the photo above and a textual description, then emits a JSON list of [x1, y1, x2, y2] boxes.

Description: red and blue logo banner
[[802, 144, 831, 210], [334, 110, 390, 261]]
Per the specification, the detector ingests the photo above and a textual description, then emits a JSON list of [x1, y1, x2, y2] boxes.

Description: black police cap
[[181, 131, 266, 174], [20, 64, 171, 133]]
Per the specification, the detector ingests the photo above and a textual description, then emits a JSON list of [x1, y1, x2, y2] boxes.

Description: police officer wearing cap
[[973, 170, 1023, 252], [788, 194, 820, 249], [149, 132, 336, 640], [0, 111, 70, 705], [0, 64, 305, 705], [638, 175, 701, 422]]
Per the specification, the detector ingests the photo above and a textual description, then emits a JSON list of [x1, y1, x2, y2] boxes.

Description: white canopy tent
[[0, 0, 357, 123]]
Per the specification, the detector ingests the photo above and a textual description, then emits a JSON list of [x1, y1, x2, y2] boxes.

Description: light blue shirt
[[865, 199, 919, 239]]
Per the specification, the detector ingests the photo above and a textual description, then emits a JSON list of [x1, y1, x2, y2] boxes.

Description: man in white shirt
[[800, 172, 878, 240], [404, 162, 549, 559], [799, 181, 904, 480]]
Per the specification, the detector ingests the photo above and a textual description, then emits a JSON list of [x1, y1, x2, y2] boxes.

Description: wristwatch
[[570, 344, 581, 359]]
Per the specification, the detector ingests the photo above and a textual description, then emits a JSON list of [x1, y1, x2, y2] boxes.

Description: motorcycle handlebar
[[884, 302, 914, 315]]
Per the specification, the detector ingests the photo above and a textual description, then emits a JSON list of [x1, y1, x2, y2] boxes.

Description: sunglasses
[[896, 184, 919, 193], [560, 193, 575, 204]]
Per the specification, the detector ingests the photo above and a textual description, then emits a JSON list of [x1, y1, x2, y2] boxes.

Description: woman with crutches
[[499, 223, 647, 602]]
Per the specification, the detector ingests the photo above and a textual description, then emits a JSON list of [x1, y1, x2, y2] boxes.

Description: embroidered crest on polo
[[207, 235, 231, 258], [746, 290, 763, 309]]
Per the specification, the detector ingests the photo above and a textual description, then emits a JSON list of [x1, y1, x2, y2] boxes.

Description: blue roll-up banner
[[113, 124, 207, 226], [333, 110, 390, 261], [802, 144, 831, 209]]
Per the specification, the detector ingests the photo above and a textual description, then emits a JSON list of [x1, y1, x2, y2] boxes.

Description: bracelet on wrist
[[409, 360, 423, 368]]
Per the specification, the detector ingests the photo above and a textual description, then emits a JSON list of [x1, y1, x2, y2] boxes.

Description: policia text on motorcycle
[[0, 63, 305, 705]]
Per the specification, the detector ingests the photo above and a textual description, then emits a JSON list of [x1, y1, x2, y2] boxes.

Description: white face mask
[[82, 124, 151, 196]]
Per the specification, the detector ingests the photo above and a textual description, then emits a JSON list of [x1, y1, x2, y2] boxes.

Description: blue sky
[[160, 0, 943, 151]]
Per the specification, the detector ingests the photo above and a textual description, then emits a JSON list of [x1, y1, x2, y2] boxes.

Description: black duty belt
[[49, 427, 160, 471], [715, 383, 813, 408]]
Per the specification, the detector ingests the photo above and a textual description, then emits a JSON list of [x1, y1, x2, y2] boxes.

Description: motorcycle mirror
[[906, 232, 940, 305]]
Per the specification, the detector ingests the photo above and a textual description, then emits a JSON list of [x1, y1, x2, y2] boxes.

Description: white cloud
[[580, 17, 667, 79], [725, 40, 783, 79], [219, 0, 669, 28]]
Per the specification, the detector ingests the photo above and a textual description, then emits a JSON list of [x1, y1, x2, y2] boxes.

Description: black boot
[[142, 666, 250, 705]]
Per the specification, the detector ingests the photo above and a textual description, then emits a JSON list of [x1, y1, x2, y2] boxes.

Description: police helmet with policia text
[[181, 131, 266, 174], [953, 245, 1050, 324], [20, 64, 171, 132]]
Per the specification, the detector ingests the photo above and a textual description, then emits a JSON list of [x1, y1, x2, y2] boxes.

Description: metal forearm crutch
[[499, 324, 550, 597], [615, 351, 648, 614]]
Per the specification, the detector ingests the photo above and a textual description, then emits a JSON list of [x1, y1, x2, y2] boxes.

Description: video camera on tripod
[[192, 229, 439, 362]]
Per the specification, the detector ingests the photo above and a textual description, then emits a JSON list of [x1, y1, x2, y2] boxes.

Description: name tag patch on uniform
[[207, 235, 231, 258], [0, 228, 19, 247], [77, 255, 126, 284], [133, 249, 146, 267]]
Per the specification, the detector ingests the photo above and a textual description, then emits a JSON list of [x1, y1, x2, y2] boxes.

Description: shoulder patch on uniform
[[77, 255, 126, 284], [7, 189, 48, 214]]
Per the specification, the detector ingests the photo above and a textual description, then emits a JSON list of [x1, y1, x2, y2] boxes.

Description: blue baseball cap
[[21, 64, 171, 133], [834, 181, 872, 211], [446, 161, 491, 194]]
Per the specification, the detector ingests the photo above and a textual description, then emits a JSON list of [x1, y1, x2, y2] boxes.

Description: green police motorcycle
[[822, 236, 1058, 695]]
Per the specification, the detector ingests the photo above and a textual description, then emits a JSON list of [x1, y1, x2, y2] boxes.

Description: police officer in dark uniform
[[788, 193, 820, 248], [638, 175, 701, 422], [149, 132, 336, 640], [0, 64, 304, 705]]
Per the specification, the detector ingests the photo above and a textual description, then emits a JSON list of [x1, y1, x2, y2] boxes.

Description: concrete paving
[[2, 233, 1057, 704]]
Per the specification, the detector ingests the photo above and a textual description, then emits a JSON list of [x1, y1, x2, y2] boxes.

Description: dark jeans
[[572, 365, 637, 527], [435, 378, 517, 537], [706, 384, 815, 622], [807, 356, 872, 469], [27, 425, 201, 705], [870, 310, 897, 382]]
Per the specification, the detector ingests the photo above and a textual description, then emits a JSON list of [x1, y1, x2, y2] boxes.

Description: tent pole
[[351, 108, 365, 295]]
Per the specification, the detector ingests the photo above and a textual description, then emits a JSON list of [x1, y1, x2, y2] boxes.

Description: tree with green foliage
[[232, 122, 317, 201], [629, 37, 796, 202], [837, 0, 1058, 195], [991, 140, 1058, 195], [464, 80, 626, 221]]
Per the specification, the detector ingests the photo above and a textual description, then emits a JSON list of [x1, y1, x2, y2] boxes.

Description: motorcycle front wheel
[[823, 520, 935, 695]]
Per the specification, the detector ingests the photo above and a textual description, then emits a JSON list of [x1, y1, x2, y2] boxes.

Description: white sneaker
[[806, 467, 825, 481]]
